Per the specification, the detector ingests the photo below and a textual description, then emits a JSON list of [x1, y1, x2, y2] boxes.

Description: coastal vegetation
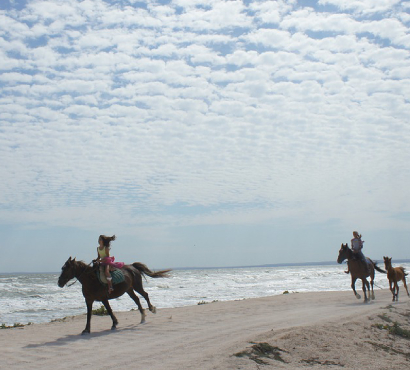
[[1, 322, 30, 329]]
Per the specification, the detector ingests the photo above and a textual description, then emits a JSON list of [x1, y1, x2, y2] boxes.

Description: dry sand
[[2, 289, 409, 369]]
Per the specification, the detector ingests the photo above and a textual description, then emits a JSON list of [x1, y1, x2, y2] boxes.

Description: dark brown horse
[[383, 256, 409, 302], [58, 257, 170, 334], [337, 243, 386, 303]]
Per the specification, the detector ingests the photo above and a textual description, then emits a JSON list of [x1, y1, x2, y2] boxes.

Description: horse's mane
[[343, 243, 354, 256], [74, 260, 97, 275], [75, 260, 90, 268]]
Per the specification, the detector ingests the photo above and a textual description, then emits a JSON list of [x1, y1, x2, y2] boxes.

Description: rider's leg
[[359, 252, 370, 274], [105, 265, 113, 293]]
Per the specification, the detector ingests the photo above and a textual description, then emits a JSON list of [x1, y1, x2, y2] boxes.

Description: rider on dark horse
[[345, 231, 370, 274], [93, 234, 124, 294]]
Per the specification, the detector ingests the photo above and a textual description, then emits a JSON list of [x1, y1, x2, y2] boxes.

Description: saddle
[[96, 268, 125, 286]]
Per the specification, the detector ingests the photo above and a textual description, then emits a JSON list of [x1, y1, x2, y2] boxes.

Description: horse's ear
[[68, 256, 72, 261], [73, 257, 76, 261]]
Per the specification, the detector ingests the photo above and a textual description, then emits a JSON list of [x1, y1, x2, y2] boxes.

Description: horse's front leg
[[389, 280, 395, 301], [102, 299, 118, 330], [395, 282, 399, 301], [370, 272, 375, 300], [362, 279, 370, 303], [351, 278, 360, 299], [82, 299, 94, 335]]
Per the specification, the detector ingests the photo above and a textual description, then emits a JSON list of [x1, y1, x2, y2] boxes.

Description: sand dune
[[2, 289, 409, 369]]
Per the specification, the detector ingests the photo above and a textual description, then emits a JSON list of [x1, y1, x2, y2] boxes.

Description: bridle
[[66, 260, 93, 287]]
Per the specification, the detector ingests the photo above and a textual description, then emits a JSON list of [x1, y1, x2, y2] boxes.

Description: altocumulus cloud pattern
[[0, 0, 409, 241]]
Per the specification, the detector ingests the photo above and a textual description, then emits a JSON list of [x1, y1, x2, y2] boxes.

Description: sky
[[0, 0, 409, 273]]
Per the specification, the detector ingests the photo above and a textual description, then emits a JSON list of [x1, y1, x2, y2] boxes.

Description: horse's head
[[337, 243, 349, 264], [383, 256, 392, 270], [58, 257, 77, 287]]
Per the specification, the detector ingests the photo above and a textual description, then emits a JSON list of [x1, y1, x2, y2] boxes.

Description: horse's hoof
[[81, 330, 90, 335], [111, 326, 117, 330], [140, 310, 146, 324], [356, 294, 361, 299], [150, 306, 157, 314]]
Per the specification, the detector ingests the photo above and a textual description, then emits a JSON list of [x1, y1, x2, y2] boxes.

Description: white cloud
[[319, 0, 402, 15], [0, 0, 409, 271]]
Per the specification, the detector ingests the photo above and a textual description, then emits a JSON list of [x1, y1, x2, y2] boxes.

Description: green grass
[[373, 321, 410, 339], [234, 342, 287, 364], [388, 322, 410, 339], [366, 341, 410, 358], [92, 305, 109, 316], [377, 313, 393, 323], [197, 300, 219, 305], [1, 322, 29, 329]]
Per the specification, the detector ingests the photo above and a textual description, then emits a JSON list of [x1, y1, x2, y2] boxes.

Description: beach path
[[2, 289, 409, 369]]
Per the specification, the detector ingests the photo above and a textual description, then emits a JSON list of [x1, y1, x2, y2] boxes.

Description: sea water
[[1, 262, 408, 326]]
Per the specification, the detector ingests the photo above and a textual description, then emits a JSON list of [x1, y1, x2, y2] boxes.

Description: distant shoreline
[[2, 259, 409, 274]]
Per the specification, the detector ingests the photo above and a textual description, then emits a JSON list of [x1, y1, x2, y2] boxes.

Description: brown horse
[[337, 243, 386, 303], [58, 257, 171, 334], [383, 256, 409, 302]]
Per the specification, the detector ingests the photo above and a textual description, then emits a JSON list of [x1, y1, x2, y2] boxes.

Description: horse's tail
[[399, 267, 408, 276], [132, 262, 171, 278], [369, 259, 386, 274]]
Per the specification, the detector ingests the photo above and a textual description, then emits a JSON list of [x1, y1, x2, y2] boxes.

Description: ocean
[[1, 262, 408, 326]]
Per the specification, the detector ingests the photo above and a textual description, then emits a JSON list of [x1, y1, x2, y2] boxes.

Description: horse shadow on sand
[[24, 323, 143, 348]]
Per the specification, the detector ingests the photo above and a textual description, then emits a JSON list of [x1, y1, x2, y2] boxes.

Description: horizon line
[[2, 259, 410, 274]]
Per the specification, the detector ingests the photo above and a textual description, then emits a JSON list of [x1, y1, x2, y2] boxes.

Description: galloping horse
[[383, 256, 409, 302], [337, 243, 386, 303], [58, 257, 170, 334]]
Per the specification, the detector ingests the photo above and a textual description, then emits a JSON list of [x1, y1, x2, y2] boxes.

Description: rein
[[67, 261, 93, 287]]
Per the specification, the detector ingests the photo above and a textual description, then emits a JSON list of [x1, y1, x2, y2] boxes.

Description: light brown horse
[[383, 256, 409, 302], [58, 257, 171, 334], [337, 243, 386, 303]]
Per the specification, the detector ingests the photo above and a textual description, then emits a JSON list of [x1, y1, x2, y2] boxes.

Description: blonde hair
[[353, 231, 361, 239]]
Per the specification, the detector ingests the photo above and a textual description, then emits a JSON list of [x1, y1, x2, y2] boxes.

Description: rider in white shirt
[[350, 231, 370, 273]]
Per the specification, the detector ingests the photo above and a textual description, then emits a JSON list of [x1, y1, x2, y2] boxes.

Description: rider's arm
[[93, 248, 101, 263]]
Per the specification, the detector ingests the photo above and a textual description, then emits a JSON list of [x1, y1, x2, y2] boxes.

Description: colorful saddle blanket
[[97, 268, 125, 286]]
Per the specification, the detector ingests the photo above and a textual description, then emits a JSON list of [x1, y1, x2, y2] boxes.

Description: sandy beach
[[2, 289, 409, 369]]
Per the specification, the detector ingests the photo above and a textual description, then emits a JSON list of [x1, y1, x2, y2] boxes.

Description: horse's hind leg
[[137, 287, 156, 313], [402, 277, 410, 297], [127, 289, 146, 324], [102, 299, 118, 330], [134, 276, 156, 313]]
